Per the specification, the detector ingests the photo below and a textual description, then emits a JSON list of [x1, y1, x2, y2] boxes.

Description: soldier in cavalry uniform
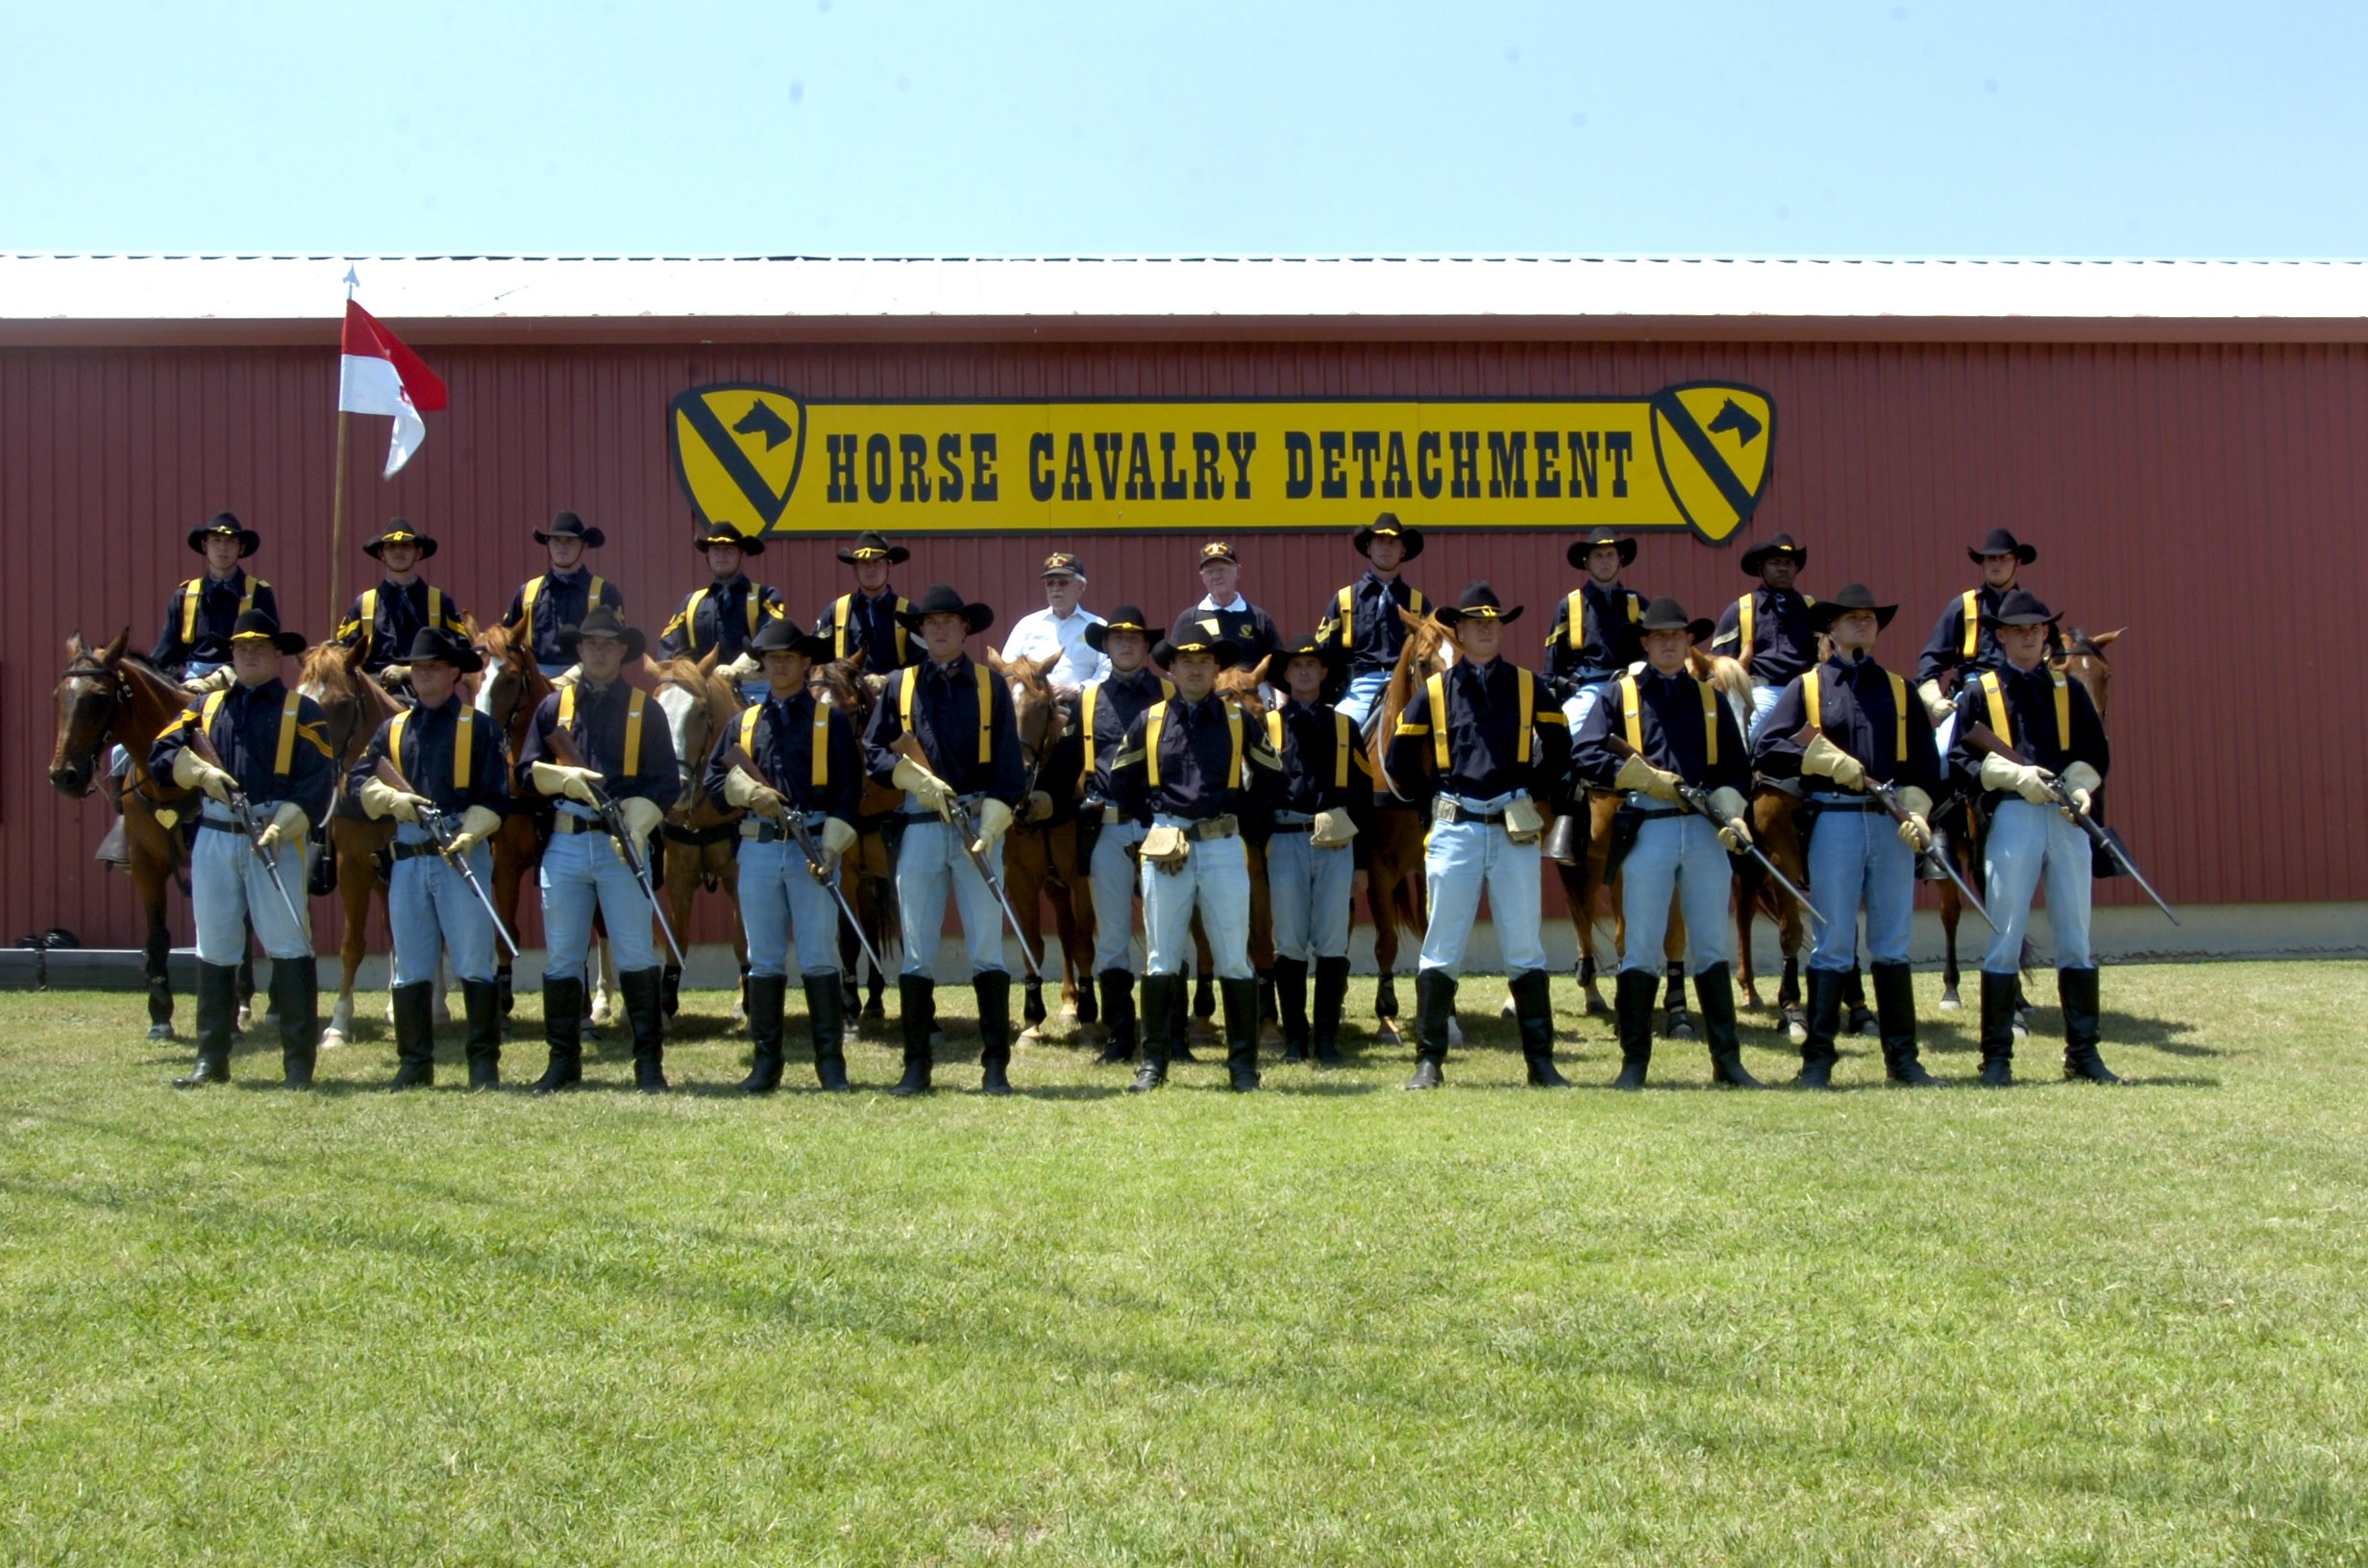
[[661, 525, 786, 698], [1542, 528, 1650, 733], [1917, 527, 2047, 747], [500, 510, 623, 679], [1074, 606, 1172, 1066], [812, 530, 923, 674], [333, 520, 471, 687], [1265, 632, 1371, 1065], [1316, 514, 1429, 729], [1711, 532, 1817, 743], [1170, 540, 1282, 673], [154, 511, 279, 687]]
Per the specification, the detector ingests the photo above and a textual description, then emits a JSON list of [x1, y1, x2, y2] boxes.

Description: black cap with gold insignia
[[1040, 551, 1087, 581], [1196, 541, 1240, 567]]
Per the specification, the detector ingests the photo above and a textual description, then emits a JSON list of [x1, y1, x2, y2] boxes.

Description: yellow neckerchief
[[1735, 589, 1813, 675], [1424, 663, 1535, 772], [897, 660, 996, 764], [831, 591, 912, 662], [556, 681, 647, 774], [1619, 670, 1719, 767], [190, 685, 308, 775], [1145, 698, 1242, 790], [1266, 704, 1358, 788], [520, 573, 606, 635], [1332, 580, 1427, 649], [180, 571, 263, 644], [738, 697, 830, 788], [1979, 667, 2069, 752], [1564, 582, 1640, 649], [385, 702, 473, 791], [1803, 666, 1906, 768], [1961, 588, 1983, 660], [1082, 673, 1173, 774]]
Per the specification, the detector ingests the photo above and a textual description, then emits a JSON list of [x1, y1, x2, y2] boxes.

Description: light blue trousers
[[1089, 818, 1147, 972], [1617, 812, 1735, 975], [897, 818, 1008, 978], [738, 833, 844, 979], [1805, 802, 1916, 971], [1420, 799, 1546, 977], [1268, 827, 1354, 962], [1747, 683, 1784, 743], [538, 817, 659, 979], [1141, 822, 1252, 979], [388, 824, 496, 986], [1335, 670, 1390, 729], [192, 807, 310, 963], [1560, 679, 1611, 734], [1983, 797, 2094, 973]]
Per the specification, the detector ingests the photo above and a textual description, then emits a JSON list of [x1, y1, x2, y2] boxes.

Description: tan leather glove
[[2059, 761, 2102, 818], [1893, 784, 1936, 850], [1800, 732, 1867, 792], [449, 805, 503, 854], [531, 761, 605, 805], [551, 664, 581, 689], [378, 664, 412, 691], [720, 652, 763, 683], [1504, 796, 1546, 845], [1614, 752, 1683, 802], [358, 777, 430, 822], [722, 767, 787, 820], [618, 796, 664, 844], [1980, 753, 2057, 805], [1915, 677, 1954, 725], [891, 756, 955, 818], [1142, 823, 1190, 874], [256, 801, 308, 853], [173, 747, 237, 803], [1310, 807, 1358, 847], [1706, 786, 1752, 852], [973, 796, 1015, 854], [816, 816, 858, 876], [1025, 790, 1055, 823], [182, 666, 235, 694]]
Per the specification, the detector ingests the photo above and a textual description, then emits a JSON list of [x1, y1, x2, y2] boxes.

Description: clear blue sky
[[6, 0, 2362, 257]]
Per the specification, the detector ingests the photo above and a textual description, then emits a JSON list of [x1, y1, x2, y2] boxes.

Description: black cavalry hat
[[1434, 581, 1523, 625], [1637, 596, 1715, 643], [1195, 540, 1240, 567], [1353, 512, 1424, 561], [1739, 533, 1807, 575], [1978, 588, 2061, 629], [555, 604, 648, 661], [1566, 528, 1638, 570], [187, 510, 260, 557], [694, 523, 762, 555], [363, 519, 438, 560], [225, 607, 307, 654], [535, 509, 606, 548], [1276, 630, 1344, 668], [1968, 527, 2038, 565], [1152, 629, 1245, 669], [1807, 582, 1899, 632], [401, 625, 484, 674], [895, 583, 995, 636], [1084, 604, 1154, 652], [750, 613, 835, 663], [837, 531, 910, 565]]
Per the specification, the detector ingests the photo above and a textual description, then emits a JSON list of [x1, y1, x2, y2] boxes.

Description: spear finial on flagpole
[[343, 266, 359, 298], [329, 265, 355, 626]]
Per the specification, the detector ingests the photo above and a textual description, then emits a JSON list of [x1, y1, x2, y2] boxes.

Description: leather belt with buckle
[[1433, 797, 1506, 825], [1184, 815, 1239, 841]]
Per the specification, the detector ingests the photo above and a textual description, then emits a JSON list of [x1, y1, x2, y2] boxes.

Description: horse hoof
[[1375, 1020, 1403, 1046], [1259, 1021, 1284, 1047], [1497, 995, 1517, 1019], [1018, 1025, 1047, 1045], [1059, 1001, 1080, 1023], [147, 1022, 176, 1042], [235, 1004, 254, 1034], [1581, 990, 1608, 1017], [1937, 990, 1962, 1011], [319, 1028, 350, 1050]]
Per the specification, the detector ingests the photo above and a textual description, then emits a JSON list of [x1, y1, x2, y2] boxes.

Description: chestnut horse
[[649, 651, 750, 1023], [300, 640, 403, 1047], [1366, 615, 1454, 1045], [990, 650, 1096, 1041]]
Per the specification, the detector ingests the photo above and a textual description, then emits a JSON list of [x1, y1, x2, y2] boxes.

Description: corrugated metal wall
[[6, 337, 2362, 948]]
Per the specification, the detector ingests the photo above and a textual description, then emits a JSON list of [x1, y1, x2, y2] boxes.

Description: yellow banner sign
[[669, 381, 1774, 544]]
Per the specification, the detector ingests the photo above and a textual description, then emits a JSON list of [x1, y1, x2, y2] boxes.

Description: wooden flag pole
[[328, 266, 358, 630]]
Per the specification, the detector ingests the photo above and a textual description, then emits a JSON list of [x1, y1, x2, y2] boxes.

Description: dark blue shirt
[[812, 588, 921, 673], [1169, 600, 1282, 670], [151, 569, 280, 675], [150, 676, 337, 823], [1111, 692, 1283, 823], [1322, 572, 1428, 677], [1754, 654, 1941, 795], [1569, 664, 1753, 796], [1712, 585, 1817, 687], [504, 568, 625, 669], [348, 696, 509, 817], [1081, 667, 1173, 802], [1914, 582, 2065, 689], [1387, 656, 1571, 802], [862, 654, 1025, 805], [702, 690, 864, 822], [659, 574, 786, 662], [335, 577, 469, 674], [1949, 660, 2109, 796], [1543, 578, 1649, 683], [514, 677, 682, 809]]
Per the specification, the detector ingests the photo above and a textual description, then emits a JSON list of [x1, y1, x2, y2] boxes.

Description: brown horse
[[300, 640, 404, 1047], [48, 631, 204, 1039], [809, 652, 900, 1029], [988, 651, 1097, 1041], [1366, 614, 1455, 1044], [649, 651, 750, 1022]]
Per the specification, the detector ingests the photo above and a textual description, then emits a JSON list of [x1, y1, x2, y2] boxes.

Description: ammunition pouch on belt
[[1603, 805, 1649, 883]]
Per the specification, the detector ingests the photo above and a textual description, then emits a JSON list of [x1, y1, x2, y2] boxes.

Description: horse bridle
[[58, 657, 130, 779]]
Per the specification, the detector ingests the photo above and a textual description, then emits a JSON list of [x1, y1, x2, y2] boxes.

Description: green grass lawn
[[3, 962, 2364, 1566]]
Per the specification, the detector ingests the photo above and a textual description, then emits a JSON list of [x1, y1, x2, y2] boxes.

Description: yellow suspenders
[[557, 682, 646, 774], [1334, 583, 1426, 649], [181, 575, 263, 644], [1145, 700, 1243, 790], [1619, 673, 1719, 766], [521, 574, 605, 631], [1978, 669, 2069, 751], [897, 664, 996, 764], [385, 707, 475, 791], [831, 593, 911, 662], [1265, 709, 1360, 790], [1961, 589, 1982, 660], [1565, 588, 1641, 649], [353, 585, 445, 659], [195, 688, 307, 775], [1424, 669, 1536, 772], [1083, 677, 1173, 774], [1803, 670, 1907, 764], [1736, 593, 1754, 662], [737, 701, 830, 788]]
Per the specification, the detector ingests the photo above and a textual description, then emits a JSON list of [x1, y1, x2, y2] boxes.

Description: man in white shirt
[[999, 551, 1108, 688]]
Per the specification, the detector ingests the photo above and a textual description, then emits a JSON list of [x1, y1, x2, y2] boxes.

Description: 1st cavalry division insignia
[[670, 385, 808, 539]]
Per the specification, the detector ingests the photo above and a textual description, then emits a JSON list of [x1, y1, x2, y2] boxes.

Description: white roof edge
[[4, 253, 2365, 322]]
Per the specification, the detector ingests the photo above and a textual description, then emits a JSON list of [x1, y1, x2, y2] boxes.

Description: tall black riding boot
[[1310, 956, 1350, 1066], [1172, 968, 1200, 1063], [2059, 967, 2119, 1084], [1510, 968, 1567, 1088], [1221, 975, 1262, 1091], [1273, 957, 1310, 1062], [1844, 963, 1878, 1038], [1404, 968, 1455, 1089], [1697, 963, 1765, 1089], [1978, 970, 2018, 1087], [462, 977, 503, 1090], [1872, 962, 1937, 1086], [621, 968, 668, 1091], [893, 974, 936, 1096], [974, 970, 1014, 1095], [388, 979, 436, 1089], [1610, 968, 1656, 1090], [1096, 969, 1137, 1065], [532, 976, 585, 1092], [1131, 973, 1175, 1091], [273, 958, 318, 1090], [176, 961, 238, 1088], [740, 974, 787, 1093], [807, 976, 851, 1090], [1794, 968, 1844, 1090]]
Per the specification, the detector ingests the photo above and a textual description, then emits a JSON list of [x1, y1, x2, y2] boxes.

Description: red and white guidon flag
[[338, 300, 448, 477]]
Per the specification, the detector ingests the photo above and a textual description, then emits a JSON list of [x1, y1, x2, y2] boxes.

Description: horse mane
[[644, 652, 740, 727], [1370, 610, 1455, 794], [299, 641, 358, 702], [1214, 656, 1270, 714], [1689, 649, 1754, 719]]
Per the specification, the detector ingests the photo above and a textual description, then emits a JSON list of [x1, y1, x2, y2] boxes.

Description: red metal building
[[4, 256, 2363, 951]]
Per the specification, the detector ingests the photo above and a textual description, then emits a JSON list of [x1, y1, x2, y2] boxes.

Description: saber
[[1602, 734, 1824, 928], [889, 732, 1044, 977], [187, 728, 309, 937], [1789, 723, 1995, 931], [544, 726, 688, 966], [373, 756, 519, 959], [1960, 724, 2179, 925], [721, 743, 885, 977]]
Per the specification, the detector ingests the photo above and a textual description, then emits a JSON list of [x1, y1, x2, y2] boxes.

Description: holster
[[1795, 796, 1825, 854], [1542, 810, 1581, 867], [879, 812, 910, 868], [1074, 800, 1105, 865], [1603, 805, 1647, 883]]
